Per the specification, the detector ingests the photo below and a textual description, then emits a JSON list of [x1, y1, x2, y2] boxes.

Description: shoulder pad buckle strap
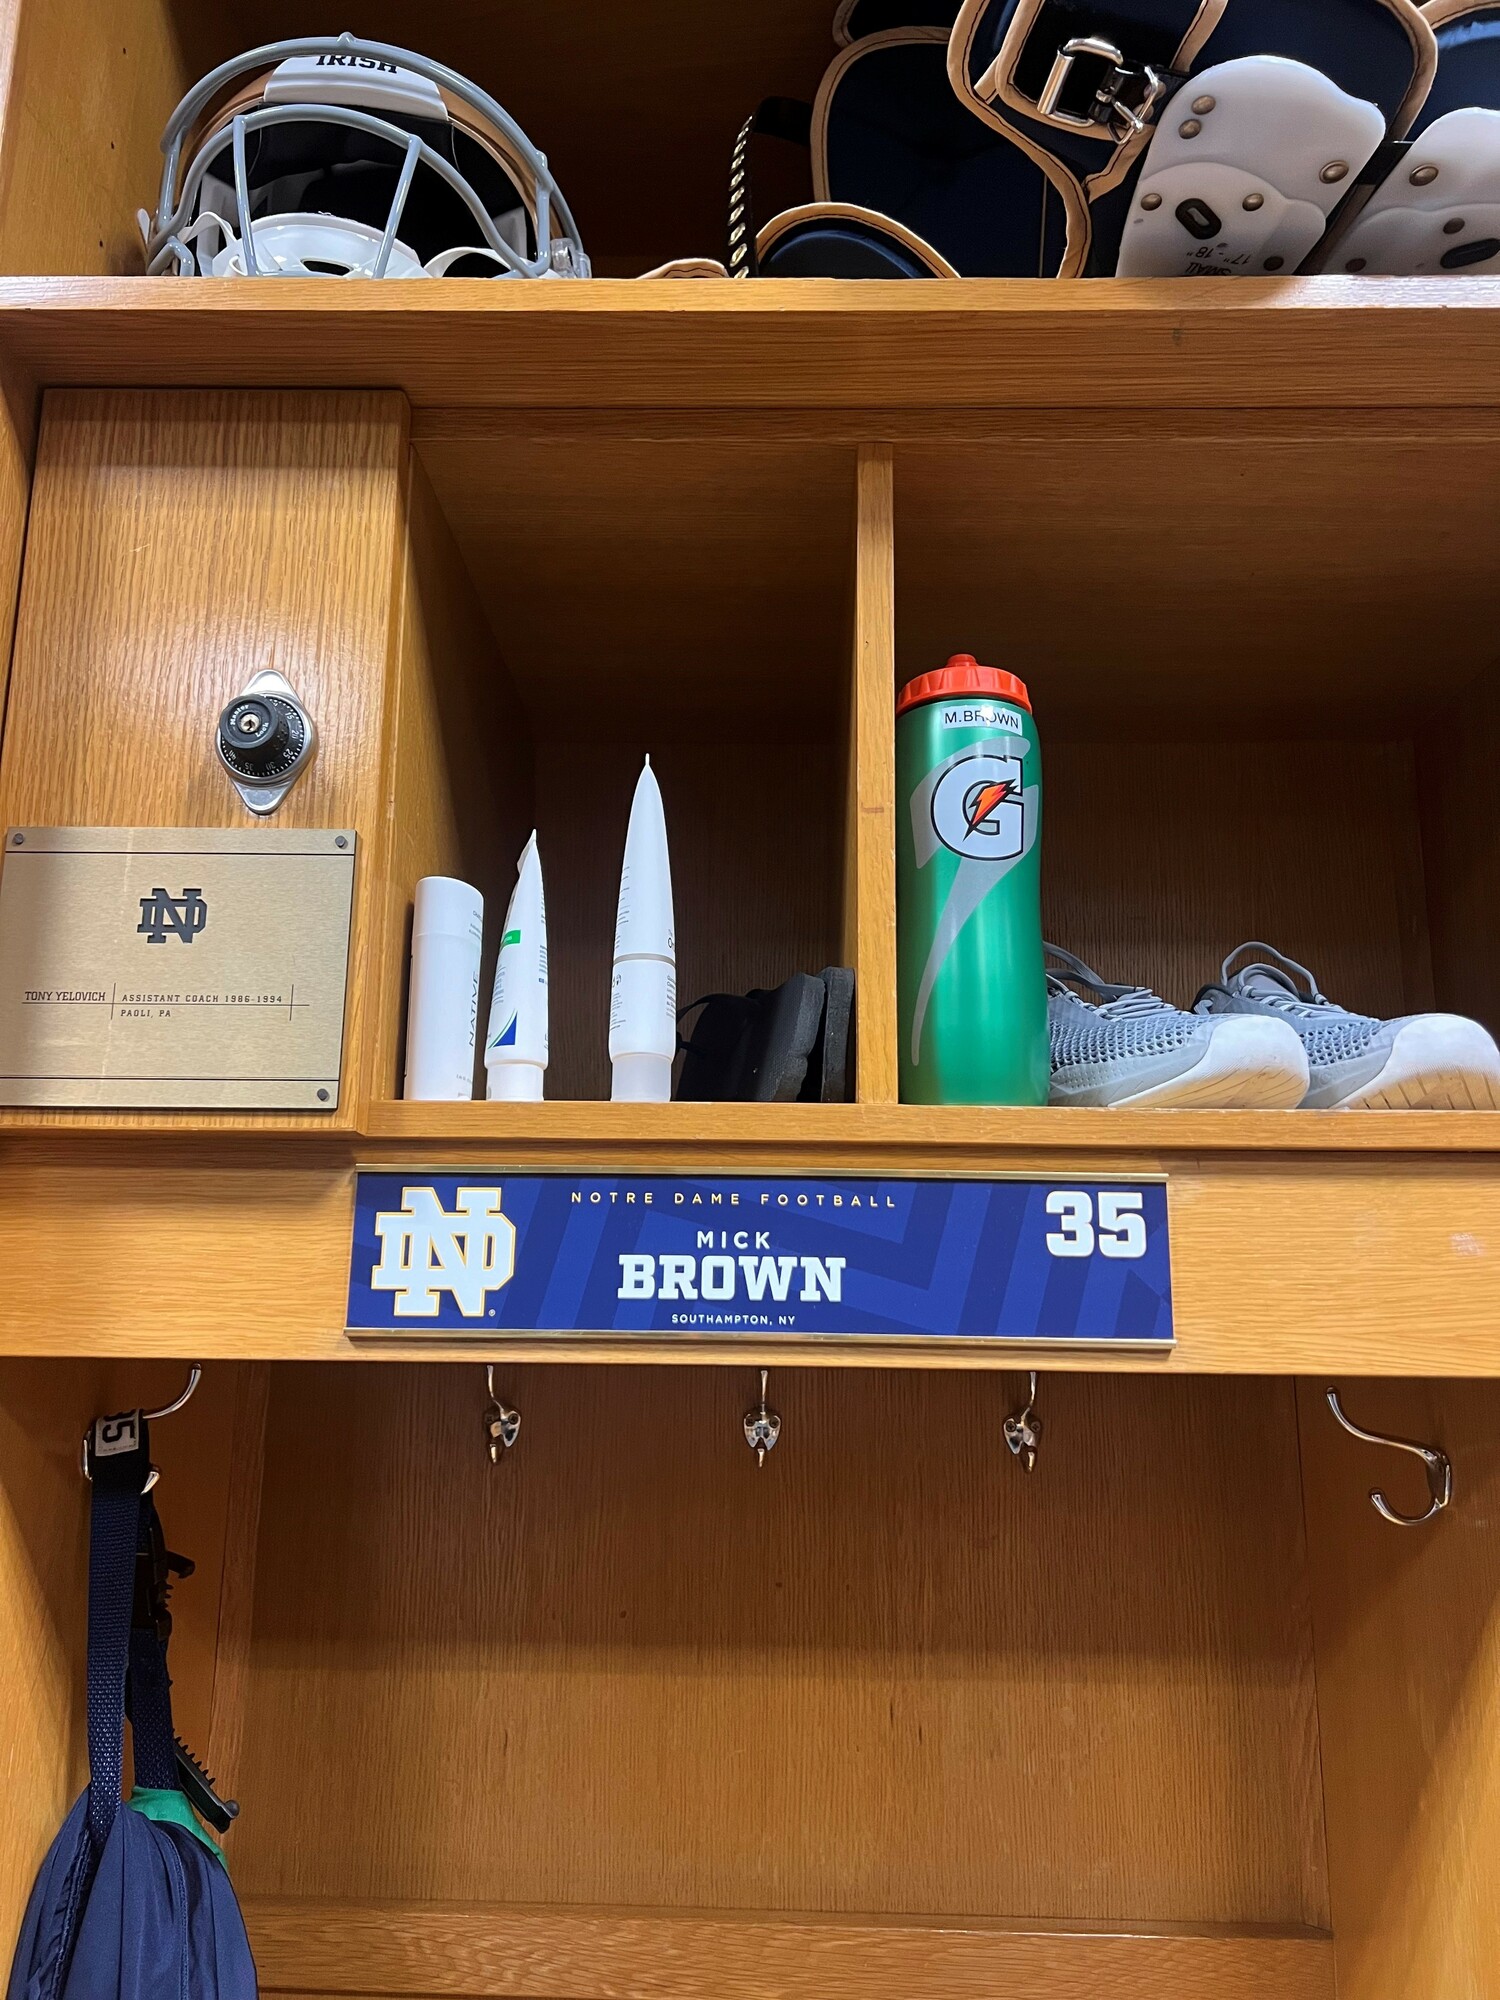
[[1038, 33, 1181, 136]]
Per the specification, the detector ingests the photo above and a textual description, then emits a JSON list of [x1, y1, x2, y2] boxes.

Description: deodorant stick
[[403, 876, 484, 1101]]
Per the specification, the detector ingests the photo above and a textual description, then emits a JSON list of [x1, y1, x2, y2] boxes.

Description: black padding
[[1206, 0, 1429, 125], [677, 994, 760, 1100], [1418, 4, 1500, 130], [202, 113, 531, 268], [804, 967, 855, 1103], [759, 214, 946, 276], [821, 35, 1065, 275], [675, 977, 832, 1101], [743, 976, 828, 1102]]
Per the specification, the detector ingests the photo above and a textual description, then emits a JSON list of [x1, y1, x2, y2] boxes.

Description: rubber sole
[[1328, 1016, 1500, 1111], [1053, 1016, 1309, 1110]]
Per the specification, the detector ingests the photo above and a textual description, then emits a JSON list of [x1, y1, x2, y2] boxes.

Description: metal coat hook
[[743, 1369, 781, 1467], [1004, 1371, 1042, 1474], [81, 1362, 204, 1489], [1326, 1387, 1453, 1527], [145, 1364, 203, 1423], [484, 1364, 521, 1464]]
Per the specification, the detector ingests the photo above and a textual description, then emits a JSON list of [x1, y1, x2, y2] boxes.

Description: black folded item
[[677, 968, 855, 1102]]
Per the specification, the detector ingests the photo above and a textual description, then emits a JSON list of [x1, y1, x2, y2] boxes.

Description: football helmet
[[143, 33, 588, 278]]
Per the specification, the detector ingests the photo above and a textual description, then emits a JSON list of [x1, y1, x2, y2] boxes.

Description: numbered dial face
[[217, 693, 308, 781]]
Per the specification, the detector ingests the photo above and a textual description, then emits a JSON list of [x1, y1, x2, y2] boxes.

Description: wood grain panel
[[377, 454, 530, 1104], [246, 1901, 1335, 2000], [8, 281, 1500, 412], [7, 1145, 1500, 1372], [0, 351, 34, 726], [847, 443, 897, 1102], [0, 0, 185, 277], [202, 1362, 270, 1828], [1043, 739, 1434, 1019], [0, 389, 410, 1130], [897, 429, 1500, 731], [362, 1100, 1500, 1152], [231, 1368, 1325, 1925], [0, 1359, 98, 1952], [415, 436, 854, 736], [1420, 662, 1500, 1031], [1300, 1378, 1500, 2000], [536, 739, 842, 1102]]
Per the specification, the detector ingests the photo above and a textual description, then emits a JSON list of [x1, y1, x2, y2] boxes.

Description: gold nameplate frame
[[0, 827, 356, 1109]]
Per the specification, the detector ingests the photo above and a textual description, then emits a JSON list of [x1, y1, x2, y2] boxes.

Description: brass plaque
[[0, 828, 356, 1109]]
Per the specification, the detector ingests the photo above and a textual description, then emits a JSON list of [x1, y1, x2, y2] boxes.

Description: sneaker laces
[[1216, 941, 1351, 1019], [1045, 945, 1171, 1019]]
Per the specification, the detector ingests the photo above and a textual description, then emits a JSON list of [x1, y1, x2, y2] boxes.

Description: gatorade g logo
[[932, 753, 1025, 861], [907, 734, 1039, 1066]]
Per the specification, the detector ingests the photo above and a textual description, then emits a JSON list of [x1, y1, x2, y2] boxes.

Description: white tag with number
[[92, 1411, 142, 1459], [1329, 107, 1500, 275], [1116, 56, 1385, 277]]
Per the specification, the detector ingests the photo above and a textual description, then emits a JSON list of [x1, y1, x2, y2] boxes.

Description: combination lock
[[215, 669, 317, 814]]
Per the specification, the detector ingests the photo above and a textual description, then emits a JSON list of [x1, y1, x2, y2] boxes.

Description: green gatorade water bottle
[[896, 654, 1048, 1105]]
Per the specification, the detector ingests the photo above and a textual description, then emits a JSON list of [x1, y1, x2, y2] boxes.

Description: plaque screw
[[316, 1088, 330, 1102], [334, 835, 348, 849], [10, 832, 23, 845]]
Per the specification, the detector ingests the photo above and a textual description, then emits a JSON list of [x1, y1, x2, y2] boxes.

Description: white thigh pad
[[1332, 107, 1500, 275], [1116, 56, 1385, 277]]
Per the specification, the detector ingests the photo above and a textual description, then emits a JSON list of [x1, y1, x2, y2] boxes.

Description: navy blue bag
[[6, 1414, 257, 2000]]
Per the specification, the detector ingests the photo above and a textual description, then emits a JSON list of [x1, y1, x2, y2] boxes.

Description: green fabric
[[128, 1786, 226, 1867]]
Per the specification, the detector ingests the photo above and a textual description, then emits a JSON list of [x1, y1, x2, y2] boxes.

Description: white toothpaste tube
[[610, 757, 677, 1102], [485, 831, 549, 1102], [404, 876, 484, 1101]]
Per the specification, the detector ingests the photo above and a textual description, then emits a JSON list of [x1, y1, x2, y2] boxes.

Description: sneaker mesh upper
[[1049, 994, 1201, 1069], [1206, 947, 1387, 1067]]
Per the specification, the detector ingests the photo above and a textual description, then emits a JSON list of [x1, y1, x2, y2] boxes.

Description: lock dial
[[214, 669, 317, 815]]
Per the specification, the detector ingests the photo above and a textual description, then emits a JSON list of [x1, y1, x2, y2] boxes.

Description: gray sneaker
[[1193, 943, 1500, 1110], [1047, 946, 1309, 1109]]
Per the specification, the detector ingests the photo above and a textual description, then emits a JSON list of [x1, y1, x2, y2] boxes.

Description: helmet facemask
[[145, 35, 588, 279]]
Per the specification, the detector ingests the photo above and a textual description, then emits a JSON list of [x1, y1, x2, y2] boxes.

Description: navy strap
[[84, 1416, 152, 1852], [126, 1529, 180, 1794]]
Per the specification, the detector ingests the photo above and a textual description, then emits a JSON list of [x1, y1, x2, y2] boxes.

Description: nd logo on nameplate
[[347, 1173, 1173, 1347], [0, 827, 356, 1109]]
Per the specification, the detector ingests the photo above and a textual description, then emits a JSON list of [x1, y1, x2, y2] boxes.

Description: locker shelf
[[0, 275, 1497, 415], [243, 1897, 1336, 2000]]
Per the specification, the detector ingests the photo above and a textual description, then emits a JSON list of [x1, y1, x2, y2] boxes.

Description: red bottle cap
[[896, 654, 1032, 717]]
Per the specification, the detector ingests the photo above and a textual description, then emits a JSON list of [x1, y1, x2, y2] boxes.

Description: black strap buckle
[[1036, 34, 1178, 139]]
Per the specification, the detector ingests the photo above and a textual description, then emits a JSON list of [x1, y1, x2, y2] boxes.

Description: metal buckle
[[1036, 34, 1173, 139]]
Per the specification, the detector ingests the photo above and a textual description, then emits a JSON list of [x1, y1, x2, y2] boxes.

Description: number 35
[[1045, 1190, 1147, 1260]]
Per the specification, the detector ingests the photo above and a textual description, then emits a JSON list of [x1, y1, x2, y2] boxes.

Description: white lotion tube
[[610, 757, 677, 1102], [404, 876, 484, 1101], [485, 831, 549, 1102]]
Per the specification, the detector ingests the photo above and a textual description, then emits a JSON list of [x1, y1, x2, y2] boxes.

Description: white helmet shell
[[146, 33, 588, 279]]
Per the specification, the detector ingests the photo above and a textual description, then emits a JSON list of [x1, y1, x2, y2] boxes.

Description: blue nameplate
[[347, 1173, 1173, 1347]]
